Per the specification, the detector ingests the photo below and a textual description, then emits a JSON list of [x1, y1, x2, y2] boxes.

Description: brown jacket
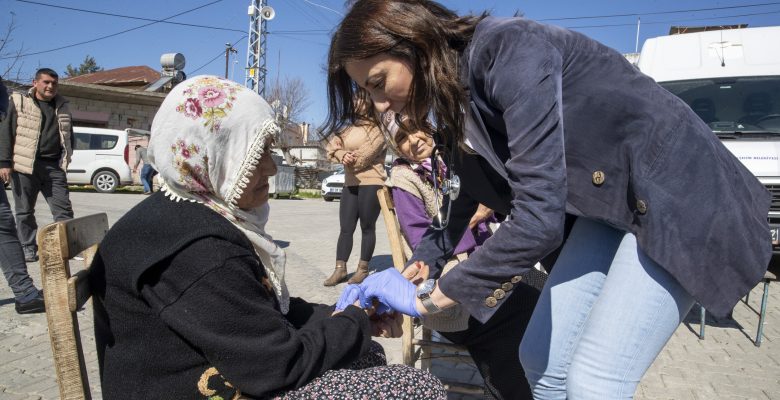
[[326, 124, 386, 187]]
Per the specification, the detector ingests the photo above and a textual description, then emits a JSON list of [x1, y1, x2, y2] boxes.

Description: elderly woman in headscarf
[[89, 75, 446, 400]]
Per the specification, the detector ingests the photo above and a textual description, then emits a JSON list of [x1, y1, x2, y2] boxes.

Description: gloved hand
[[358, 268, 421, 318], [334, 284, 362, 312]]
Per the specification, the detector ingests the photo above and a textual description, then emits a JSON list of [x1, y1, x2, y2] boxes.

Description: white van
[[638, 26, 780, 254], [67, 127, 143, 193]]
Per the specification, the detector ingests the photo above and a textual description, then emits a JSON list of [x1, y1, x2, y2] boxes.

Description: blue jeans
[[140, 164, 157, 193], [0, 187, 38, 301], [519, 218, 695, 399]]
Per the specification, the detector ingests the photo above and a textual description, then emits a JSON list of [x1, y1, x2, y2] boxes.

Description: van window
[[660, 76, 780, 135], [73, 132, 119, 150]]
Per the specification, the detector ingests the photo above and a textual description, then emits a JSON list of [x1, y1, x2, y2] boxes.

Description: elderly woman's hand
[[468, 204, 494, 230], [370, 311, 403, 338], [402, 261, 429, 285], [332, 287, 403, 337]]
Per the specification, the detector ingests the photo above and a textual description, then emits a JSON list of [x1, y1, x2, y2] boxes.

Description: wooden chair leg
[[755, 279, 770, 347], [421, 327, 432, 372], [401, 315, 415, 366]]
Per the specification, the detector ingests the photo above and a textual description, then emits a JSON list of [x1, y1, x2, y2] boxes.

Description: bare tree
[[0, 14, 27, 83], [266, 76, 312, 126], [266, 76, 312, 165]]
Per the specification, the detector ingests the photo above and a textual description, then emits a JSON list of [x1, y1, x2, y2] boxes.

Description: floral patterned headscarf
[[148, 75, 290, 313]]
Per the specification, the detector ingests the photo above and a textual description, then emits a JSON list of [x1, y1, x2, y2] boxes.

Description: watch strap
[[420, 294, 441, 314]]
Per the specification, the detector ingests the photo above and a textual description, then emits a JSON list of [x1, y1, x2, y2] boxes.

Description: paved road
[[1, 190, 778, 399]]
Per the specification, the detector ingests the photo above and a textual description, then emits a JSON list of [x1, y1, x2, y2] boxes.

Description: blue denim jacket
[[411, 17, 771, 323]]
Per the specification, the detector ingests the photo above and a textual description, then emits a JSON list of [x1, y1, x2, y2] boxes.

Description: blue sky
[[1, 0, 779, 127]]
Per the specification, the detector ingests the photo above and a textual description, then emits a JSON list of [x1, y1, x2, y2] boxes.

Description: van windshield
[[660, 76, 780, 136]]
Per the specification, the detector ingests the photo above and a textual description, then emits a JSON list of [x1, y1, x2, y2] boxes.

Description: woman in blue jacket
[[326, 1, 771, 398]]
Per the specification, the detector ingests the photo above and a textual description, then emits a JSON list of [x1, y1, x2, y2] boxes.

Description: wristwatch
[[416, 279, 442, 314]]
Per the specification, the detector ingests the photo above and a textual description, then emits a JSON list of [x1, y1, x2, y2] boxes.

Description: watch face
[[417, 279, 435, 296]]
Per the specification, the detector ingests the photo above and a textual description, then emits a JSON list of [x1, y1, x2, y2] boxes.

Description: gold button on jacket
[[511, 275, 522, 284], [485, 296, 498, 307], [636, 199, 648, 214], [502, 282, 514, 291], [592, 170, 605, 185], [493, 289, 506, 300]]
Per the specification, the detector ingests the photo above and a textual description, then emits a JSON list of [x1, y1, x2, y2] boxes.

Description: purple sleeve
[[392, 187, 432, 250], [473, 221, 493, 247], [394, 186, 483, 255], [452, 227, 478, 255]]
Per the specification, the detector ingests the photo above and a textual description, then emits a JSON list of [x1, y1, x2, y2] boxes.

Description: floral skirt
[[273, 341, 446, 400]]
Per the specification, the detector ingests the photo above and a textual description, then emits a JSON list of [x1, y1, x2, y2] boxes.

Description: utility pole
[[245, 0, 274, 96], [224, 43, 237, 79]]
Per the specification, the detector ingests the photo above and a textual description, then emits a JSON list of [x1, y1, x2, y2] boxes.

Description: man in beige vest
[[0, 68, 74, 263], [0, 76, 45, 313]]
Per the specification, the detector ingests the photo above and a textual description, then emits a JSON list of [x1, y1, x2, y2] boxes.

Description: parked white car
[[321, 168, 345, 201], [67, 127, 142, 193]]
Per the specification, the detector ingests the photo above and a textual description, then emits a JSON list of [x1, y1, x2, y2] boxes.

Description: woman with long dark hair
[[328, 1, 771, 398]]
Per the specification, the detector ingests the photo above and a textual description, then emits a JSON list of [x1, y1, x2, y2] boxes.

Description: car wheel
[[92, 171, 119, 193], [324, 196, 333, 202]]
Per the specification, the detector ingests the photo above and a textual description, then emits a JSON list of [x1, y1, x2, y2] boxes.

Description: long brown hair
[[324, 0, 484, 147]]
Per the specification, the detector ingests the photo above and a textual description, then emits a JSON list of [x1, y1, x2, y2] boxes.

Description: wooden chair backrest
[[377, 186, 408, 272], [38, 213, 109, 400], [376, 187, 482, 395]]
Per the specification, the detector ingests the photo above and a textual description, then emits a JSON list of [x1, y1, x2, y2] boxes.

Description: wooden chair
[[38, 213, 109, 400], [376, 186, 484, 396]]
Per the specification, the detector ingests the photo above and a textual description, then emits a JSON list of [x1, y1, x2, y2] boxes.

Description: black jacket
[[413, 17, 771, 322], [91, 193, 372, 399]]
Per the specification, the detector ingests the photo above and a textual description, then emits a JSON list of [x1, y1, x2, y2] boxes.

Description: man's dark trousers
[[0, 186, 38, 301], [10, 159, 73, 250]]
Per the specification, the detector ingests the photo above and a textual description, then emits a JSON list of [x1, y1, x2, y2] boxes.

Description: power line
[[272, 33, 330, 47], [297, 0, 338, 24], [268, 30, 331, 35], [189, 35, 248, 75], [1, 0, 224, 60], [301, 0, 344, 17], [14, 0, 244, 34], [284, 0, 331, 29], [5, 0, 778, 64], [539, 1, 780, 21], [269, 2, 780, 35], [566, 9, 780, 29]]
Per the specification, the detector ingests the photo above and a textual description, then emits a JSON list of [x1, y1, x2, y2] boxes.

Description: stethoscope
[[429, 142, 461, 230]]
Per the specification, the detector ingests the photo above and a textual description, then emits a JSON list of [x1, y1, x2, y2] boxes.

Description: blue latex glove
[[358, 268, 421, 318], [334, 284, 361, 311]]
